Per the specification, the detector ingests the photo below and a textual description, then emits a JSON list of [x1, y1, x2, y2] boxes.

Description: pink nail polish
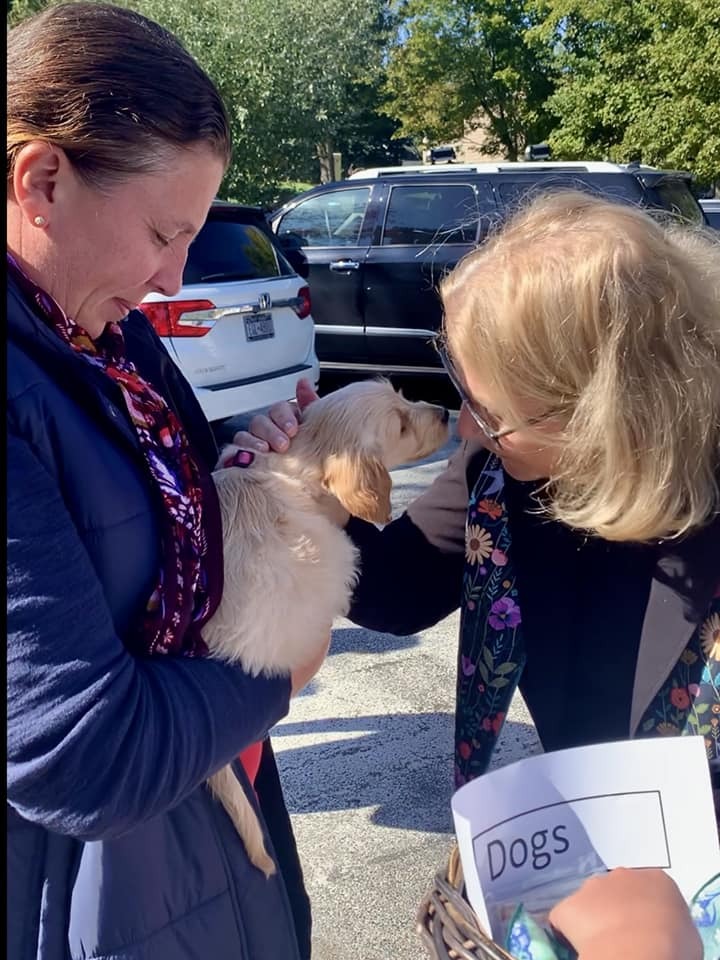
[[230, 450, 255, 468]]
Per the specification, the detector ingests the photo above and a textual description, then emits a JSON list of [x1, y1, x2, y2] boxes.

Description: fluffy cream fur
[[204, 379, 449, 875]]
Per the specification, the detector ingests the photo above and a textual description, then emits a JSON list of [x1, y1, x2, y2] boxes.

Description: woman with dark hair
[[7, 4, 318, 957]]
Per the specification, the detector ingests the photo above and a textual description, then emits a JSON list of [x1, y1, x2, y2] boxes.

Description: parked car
[[139, 201, 319, 428], [700, 198, 720, 230], [268, 161, 705, 376]]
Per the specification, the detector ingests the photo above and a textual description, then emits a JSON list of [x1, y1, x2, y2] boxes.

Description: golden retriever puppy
[[204, 379, 449, 875]]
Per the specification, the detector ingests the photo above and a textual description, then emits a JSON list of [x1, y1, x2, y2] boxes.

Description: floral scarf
[[455, 455, 525, 786], [456, 454, 720, 787], [7, 251, 222, 657]]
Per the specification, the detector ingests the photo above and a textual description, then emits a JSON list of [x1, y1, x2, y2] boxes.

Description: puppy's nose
[[440, 407, 450, 424]]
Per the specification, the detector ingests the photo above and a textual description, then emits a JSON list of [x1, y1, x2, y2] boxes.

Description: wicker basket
[[416, 844, 515, 960]]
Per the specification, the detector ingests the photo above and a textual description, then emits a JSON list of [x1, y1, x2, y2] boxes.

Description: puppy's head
[[296, 380, 450, 523]]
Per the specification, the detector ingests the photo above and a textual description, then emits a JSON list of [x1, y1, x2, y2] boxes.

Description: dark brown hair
[[7, 1, 232, 186]]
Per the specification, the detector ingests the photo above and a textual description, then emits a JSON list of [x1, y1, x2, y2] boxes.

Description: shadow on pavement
[[328, 626, 421, 656], [273, 713, 538, 833]]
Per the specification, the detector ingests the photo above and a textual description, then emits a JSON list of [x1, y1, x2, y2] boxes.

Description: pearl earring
[[33, 215, 47, 227]]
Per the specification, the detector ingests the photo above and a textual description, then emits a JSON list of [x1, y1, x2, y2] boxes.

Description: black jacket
[[348, 439, 719, 751]]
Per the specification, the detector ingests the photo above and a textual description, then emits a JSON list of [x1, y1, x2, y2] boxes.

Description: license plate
[[244, 313, 275, 342]]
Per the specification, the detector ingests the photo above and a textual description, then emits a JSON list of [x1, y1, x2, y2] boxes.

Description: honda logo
[[258, 293, 272, 311]]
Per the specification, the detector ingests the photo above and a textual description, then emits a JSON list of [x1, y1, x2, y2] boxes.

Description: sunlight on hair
[[441, 190, 720, 542]]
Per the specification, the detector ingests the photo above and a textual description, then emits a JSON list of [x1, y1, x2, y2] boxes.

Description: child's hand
[[548, 868, 702, 960]]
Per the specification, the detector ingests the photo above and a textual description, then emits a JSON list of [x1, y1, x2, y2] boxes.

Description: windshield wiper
[[197, 271, 258, 283]]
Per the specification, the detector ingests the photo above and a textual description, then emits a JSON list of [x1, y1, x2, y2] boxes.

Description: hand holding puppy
[[290, 633, 331, 697], [222, 379, 350, 526], [232, 378, 318, 454]]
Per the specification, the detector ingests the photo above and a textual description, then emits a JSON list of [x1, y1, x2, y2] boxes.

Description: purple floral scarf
[[455, 455, 525, 786]]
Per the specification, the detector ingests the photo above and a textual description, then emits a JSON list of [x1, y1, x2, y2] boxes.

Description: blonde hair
[[441, 190, 720, 542]]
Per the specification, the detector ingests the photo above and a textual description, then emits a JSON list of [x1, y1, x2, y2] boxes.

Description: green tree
[[534, 0, 720, 183], [7, 0, 48, 24], [332, 77, 420, 175], [383, 0, 555, 160], [8, 0, 391, 203], [124, 0, 389, 202]]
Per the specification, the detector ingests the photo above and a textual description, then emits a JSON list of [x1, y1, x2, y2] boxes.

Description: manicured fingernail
[[230, 450, 255, 468], [283, 421, 296, 432], [276, 436, 289, 449], [254, 440, 269, 452]]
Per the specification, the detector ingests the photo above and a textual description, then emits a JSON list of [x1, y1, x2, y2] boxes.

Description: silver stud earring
[[33, 215, 47, 227]]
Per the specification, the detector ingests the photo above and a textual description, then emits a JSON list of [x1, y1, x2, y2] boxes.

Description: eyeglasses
[[433, 338, 519, 447]]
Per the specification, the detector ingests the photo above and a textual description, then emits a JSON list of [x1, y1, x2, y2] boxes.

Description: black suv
[[268, 162, 706, 376], [700, 198, 720, 230]]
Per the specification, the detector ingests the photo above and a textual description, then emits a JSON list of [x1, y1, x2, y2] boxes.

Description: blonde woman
[[242, 190, 720, 792]]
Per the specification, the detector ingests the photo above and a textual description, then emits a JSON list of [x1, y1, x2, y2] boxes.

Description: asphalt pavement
[[272, 417, 542, 960]]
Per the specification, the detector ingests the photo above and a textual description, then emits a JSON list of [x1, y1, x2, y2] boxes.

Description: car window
[[183, 221, 290, 284], [651, 180, 705, 224], [495, 174, 705, 226], [495, 175, 646, 213], [276, 188, 371, 247], [381, 184, 480, 246]]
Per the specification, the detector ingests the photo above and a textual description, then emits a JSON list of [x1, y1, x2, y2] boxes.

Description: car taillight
[[139, 299, 216, 338], [292, 286, 311, 320]]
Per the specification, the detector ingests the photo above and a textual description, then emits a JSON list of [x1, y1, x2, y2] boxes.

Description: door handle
[[329, 260, 360, 272]]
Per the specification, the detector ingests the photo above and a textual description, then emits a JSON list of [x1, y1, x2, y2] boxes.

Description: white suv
[[140, 201, 319, 427]]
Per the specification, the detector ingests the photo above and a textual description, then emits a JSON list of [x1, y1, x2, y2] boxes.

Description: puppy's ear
[[323, 453, 392, 524]]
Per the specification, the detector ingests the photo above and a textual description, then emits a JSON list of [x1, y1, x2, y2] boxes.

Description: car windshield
[[650, 179, 705, 224], [183, 221, 290, 284]]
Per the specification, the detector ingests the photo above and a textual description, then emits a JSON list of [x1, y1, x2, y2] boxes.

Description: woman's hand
[[233, 378, 319, 453], [290, 633, 331, 697], [219, 377, 350, 526], [548, 867, 702, 960]]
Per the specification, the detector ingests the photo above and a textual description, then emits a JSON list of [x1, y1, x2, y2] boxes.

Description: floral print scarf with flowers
[[638, 586, 720, 774], [7, 251, 222, 657], [455, 455, 720, 790], [455, 454, 525, 787]]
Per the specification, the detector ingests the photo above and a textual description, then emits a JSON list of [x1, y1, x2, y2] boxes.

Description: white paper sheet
[[451, 736, 720, 940]]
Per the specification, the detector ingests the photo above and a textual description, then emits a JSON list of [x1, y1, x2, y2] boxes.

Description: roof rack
[[346, 160, 670, 180]]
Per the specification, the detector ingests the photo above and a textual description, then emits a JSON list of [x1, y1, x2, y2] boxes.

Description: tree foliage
[[8, 0, 720, 186], [8, 0, 389, 203], [533, 0, 720, 182], [7, 0, 47, 23], [122, 0, 389, 202], [383, 0, 555, 160]]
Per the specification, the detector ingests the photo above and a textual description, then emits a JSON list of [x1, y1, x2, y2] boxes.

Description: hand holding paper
[[451, 736, 720, 950], [549, 867, 703, 960]]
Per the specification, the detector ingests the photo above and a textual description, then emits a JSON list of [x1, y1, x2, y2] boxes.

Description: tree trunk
[[316, 140, 335, 183]]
